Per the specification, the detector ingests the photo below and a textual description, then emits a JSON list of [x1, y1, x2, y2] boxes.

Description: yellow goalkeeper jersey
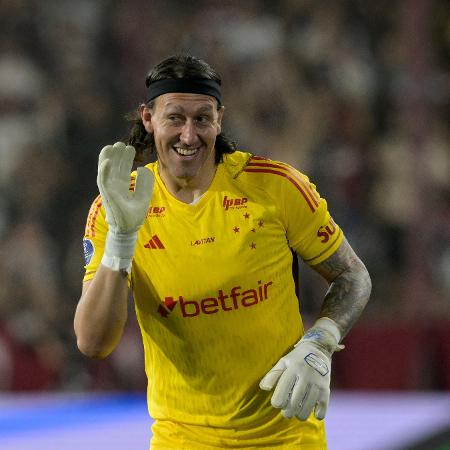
[[83, 150, 343, 449]]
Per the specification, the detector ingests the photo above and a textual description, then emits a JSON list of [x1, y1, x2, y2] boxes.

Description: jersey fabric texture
[[83, 150, 344, 449]]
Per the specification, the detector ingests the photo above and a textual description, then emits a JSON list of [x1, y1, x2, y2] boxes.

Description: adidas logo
[[144, 234, 165, 249]]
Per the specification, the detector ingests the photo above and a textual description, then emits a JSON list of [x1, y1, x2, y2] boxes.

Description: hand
[[97, 142, 153, 272], [97, 142, 153, 233], [259, 318, 343, 421]]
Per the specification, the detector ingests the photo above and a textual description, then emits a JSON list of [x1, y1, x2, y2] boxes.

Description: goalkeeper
[[74, 54, 371, 449]]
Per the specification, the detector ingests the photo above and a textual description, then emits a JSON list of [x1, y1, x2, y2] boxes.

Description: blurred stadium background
[[0, 0, 449, 449]]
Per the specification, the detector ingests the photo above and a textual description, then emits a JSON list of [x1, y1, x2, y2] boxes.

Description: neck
[[158, 165, 217, 204]]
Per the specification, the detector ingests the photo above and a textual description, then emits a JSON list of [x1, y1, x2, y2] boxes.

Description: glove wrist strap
[[101, 229, 138, 274], [296, 317, 345, 357], [313, 317, 342, 343]]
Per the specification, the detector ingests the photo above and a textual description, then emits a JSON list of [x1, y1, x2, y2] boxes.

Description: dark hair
[[125, 54, 237, 165]]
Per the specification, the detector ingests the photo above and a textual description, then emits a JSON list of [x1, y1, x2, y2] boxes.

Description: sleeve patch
[[317, 218, 338, 244], [83, 238, 95, 266]]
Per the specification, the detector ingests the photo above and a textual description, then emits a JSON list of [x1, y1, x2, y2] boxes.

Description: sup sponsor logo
[[146, 205, 166, 217], [157, 280, 273, 318], [83, 238, 94, 265], [317, 218, 337, 243], [223, 195, 248, 210], [191, 236, 215, 246]]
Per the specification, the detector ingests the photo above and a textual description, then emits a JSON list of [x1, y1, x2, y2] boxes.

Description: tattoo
[[312, 238, 372, 339]]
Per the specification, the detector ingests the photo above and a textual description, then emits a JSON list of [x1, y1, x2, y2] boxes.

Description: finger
[[112, 142, 127, 169], [282, 378, 309, 419], [112, 141, 127, 151], [118, 145, 136, 180], [296, 384, 319, 421], [259, 360, 285, 391], [271, 371, 297, 409], [314, 388, 330, 420], [134, 167, 154, 203], [98, 145, 114, 165], [97, 159, 112, 192], [282, 378, 312, 419], [109, 142, 130, 179], [101, 142, 123, 180]]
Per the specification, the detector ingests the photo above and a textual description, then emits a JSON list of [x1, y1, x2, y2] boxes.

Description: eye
[[167, 114, 183, 123], [196, 115, 211, 124]]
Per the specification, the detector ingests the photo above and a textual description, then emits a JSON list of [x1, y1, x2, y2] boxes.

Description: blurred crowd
[[0, 0, 449, 392]]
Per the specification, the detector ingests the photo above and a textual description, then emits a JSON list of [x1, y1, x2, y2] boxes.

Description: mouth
[[173, 146, 200, 158]]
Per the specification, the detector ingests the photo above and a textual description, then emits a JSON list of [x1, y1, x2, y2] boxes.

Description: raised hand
[[97, 142, 154, 273]]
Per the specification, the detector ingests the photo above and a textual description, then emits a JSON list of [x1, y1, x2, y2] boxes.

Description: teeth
[[175, 147, 198, 156]]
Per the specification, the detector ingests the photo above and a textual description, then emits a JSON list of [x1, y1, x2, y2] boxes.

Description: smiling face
[[141, 93, 224, 192]]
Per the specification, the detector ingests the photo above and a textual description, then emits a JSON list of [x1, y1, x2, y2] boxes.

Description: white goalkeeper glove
[[97, 142, 153, 273], [260, 317, 344, 421]]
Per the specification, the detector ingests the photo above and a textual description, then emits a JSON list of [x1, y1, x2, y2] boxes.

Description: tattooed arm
[[259, 238, 371, 420], [310, 238, 372, 339]]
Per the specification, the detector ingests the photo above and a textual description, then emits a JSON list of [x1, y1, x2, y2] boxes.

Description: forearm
[[311, 238, 372, 340], [74, 264, 129, 359], [318, 260, 371, 339]]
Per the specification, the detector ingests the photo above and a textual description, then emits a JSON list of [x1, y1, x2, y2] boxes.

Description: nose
[[179, 120, 198, 146]]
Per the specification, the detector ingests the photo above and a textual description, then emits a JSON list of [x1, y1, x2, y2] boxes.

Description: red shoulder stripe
[[265, 161, 321, 204], [243, 167, 317, 212], [246, 160, 320, 210]]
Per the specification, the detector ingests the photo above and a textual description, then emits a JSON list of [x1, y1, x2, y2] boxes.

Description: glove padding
[[97, 142, 153, 233], [260, 318, 343, 421], [97, 142, 153, 272]]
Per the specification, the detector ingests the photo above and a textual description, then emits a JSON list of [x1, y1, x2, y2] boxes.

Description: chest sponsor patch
[[83, 239, 94, 265], [157, 280, 273, 318], [223, 195, 248, 210], [147, 205, 166, 217]]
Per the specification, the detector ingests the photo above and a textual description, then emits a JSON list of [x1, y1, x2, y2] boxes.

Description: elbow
[[367, 271, 373, 296], [76, 338, 112, 360], [360, 262, 372, 301]]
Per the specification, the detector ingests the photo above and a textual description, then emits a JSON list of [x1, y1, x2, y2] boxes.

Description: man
[[74, 55, 371, 449]]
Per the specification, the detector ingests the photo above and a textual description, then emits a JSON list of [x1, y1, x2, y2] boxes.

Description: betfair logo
[[223, 195, 248, 210], [144, 234, 165, 249], [157, 280, 273, 318], [157, 297, 177, 317]]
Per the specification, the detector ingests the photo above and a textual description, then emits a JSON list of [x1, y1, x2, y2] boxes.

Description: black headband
[[147, 78, 222, 105]]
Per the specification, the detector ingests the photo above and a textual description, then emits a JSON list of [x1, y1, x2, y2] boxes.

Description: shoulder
[[223, 150, 304, 179], [234, 153, 321, 214], [231, 152, 310, 191]]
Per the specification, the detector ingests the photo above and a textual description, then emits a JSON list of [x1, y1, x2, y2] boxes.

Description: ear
[[216, 105, 225, 135], [140, 104, 154, 134]]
